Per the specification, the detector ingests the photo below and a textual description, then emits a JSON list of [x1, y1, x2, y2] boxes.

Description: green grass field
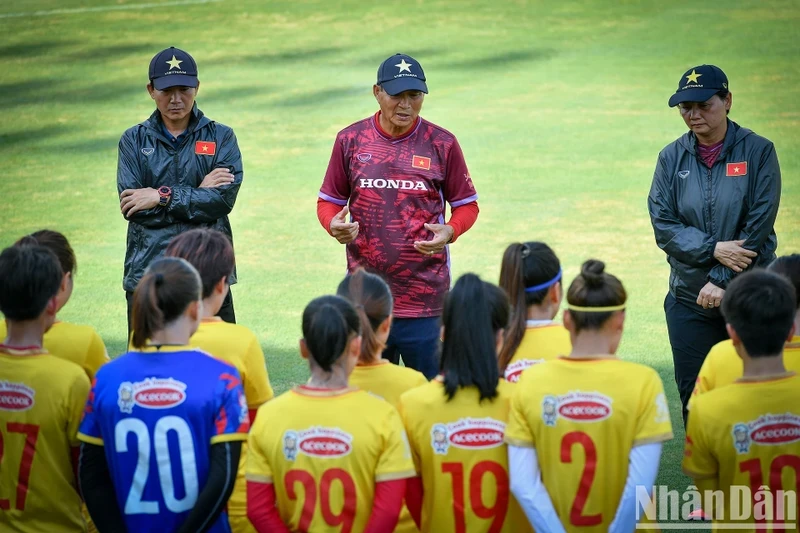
[[1, 0, 798, 522]]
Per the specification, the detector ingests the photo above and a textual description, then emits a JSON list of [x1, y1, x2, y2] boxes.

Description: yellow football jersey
[[1, 320, 109, 379], [189, 318, 275, 523], [349, 361, 428, 408], [246, 387, 416, 533], [693, 336, 800, 397], [504, 322, 572, 383], [0, 346, 91, 533], [505, 357, 673, 533], [683, 373, 800, 528], [398, 378, 533, 533]]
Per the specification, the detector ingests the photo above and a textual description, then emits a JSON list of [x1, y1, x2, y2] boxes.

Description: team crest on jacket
[[542, 391, 613, 426], [0, 381, 35, 411], [141, 148, 154, 156], [117, 377, 187, 413], [286, 427, 353, 459], [356, 153, 372, 163], [431, 417, 506, 455], [732, 413, 800, 454], [504, 358, 545, 383], [678, 170, 690, 179]]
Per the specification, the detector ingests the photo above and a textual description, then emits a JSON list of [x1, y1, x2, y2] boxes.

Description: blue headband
[[525, 268, 562, 293]]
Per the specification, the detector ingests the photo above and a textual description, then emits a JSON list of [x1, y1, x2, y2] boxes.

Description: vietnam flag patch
[[412, 155, 431, 170], [726, 162, 747, 176], [195, 141, 216, 155]]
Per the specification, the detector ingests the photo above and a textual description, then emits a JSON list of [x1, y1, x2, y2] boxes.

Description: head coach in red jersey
[[317, 53, 480, 379], [117, 47, 243, 334]]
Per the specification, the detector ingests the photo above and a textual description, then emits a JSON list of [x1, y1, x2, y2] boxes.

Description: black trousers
[[126, 288, 236, 336], [664, 292, 728, 426]]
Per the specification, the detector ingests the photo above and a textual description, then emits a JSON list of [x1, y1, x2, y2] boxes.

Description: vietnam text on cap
[[149, 47, 198, 91], [376, 53, 428, 96]]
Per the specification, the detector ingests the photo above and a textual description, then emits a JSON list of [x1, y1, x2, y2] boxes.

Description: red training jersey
[[320, 112, 478, 318]]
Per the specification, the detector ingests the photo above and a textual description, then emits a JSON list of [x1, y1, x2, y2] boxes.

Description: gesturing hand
[[120, 188, 159, 218], [330, 206, 359, 244], [696, 282, 725, 310], [714, 240, 757, 273], [200, 167, 235, 188], [413, 224, 454, 256]]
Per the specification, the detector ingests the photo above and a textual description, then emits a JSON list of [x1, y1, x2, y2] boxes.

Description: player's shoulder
[[399, 380, 442, 407], [47, 320, 98, 341], [337, 116, 374, 137], [419, 117, 459, 141], [388, 364, 428, 387], [706, 339, 736, 361], [35, 352, 88, 379]]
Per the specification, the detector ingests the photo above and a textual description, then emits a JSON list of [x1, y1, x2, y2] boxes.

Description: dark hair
[[336, 268, 393, 363], [0, 245, 63, 321], [15, 229, 76, 275], [566, 259, 627, 332], [302, 295, 361, 372], [131, 257, 202, 348], [769, 254, 800, 310], [722, 270, 797, 357], [715, 89, 731, 115], [440, 274, 504, 402], [165, 228, 235, 299], [498, 242, 561, 371]]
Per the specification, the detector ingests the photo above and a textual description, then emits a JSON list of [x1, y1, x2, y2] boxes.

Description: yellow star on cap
[[685, 69, 702, 84], [166, 55, 183, 70], [395, 59, 412, 73]]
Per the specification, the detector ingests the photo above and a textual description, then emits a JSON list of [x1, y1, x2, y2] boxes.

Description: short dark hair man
[[118, 46, 243, 332]]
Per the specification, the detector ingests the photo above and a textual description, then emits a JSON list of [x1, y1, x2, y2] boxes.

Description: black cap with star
[[668, 64, 728, 107], [149, 47, 198, 90], [377, 53, 428, 96]]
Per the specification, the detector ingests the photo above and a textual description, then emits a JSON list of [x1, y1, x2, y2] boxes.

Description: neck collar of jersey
[[0, 344, 47, 356], [293, 385, 359, 397], [201, 317, 224, 323], [355, 360, 391, 368], [372, 111, 421, 142], [558, 354, 616, 362], [786, 335, 800, 350], [736, 371, 796, 384], [136, 344, 195, 353], [526, 319, 556, 328]]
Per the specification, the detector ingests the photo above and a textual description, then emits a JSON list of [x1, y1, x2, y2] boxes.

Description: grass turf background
[[1, 0, 798, 517]]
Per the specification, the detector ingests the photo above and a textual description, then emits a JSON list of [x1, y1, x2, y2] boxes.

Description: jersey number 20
[[115, 417, 198, 514]]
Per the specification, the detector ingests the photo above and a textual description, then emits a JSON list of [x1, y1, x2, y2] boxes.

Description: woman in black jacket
[[648, 64, 781, 425]]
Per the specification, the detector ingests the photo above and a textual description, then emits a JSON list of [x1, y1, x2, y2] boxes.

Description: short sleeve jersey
[[504, 322, 571, 383], [319, 113, 478, 318], [189, 317, 274, 517], [683, 374, 800, 527], [0, 346, 90, 533], [505, 357, 673, 533], [246, 386, 415, 533], [77, 346, 249, 533], [348, 361, 428, 408], [692, 336, 800, 399], [398, 378, 533, 533], [0, 320, 109, 379]]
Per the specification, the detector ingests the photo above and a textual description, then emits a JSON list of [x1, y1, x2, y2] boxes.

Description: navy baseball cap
[[668, 64, 728, 107], [377, 53, 428, 96], [149, 47, 198, 90]]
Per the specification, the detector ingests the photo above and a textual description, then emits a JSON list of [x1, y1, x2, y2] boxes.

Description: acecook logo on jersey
[[0, 381, 35, 411], [118, 377, 187, 414], [732, 413, 800, 454], [542, 391, 613, 426], [431, 417, 506, 455], [504, 358, 545, 383], [283, 427, 354, 461]]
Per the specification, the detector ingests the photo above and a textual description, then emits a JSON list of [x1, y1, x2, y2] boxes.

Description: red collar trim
[[293, 385, 359, 398], [0, 344, 48, 356], [372, 112, 421, 142]]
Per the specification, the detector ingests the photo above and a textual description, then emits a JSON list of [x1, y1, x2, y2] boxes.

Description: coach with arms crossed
[[648, 64, 781, 424], [317, 53, 479, 379], [118, 47, 242, 332]]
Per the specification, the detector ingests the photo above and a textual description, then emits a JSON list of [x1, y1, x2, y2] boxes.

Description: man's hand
[[330, 206, 359, 244], [200, 168, 235, 188], [413, 224, 454, 256], [714, 240, 757, 273], [697, 282, 725, 310], [120, 188, 159, 218]]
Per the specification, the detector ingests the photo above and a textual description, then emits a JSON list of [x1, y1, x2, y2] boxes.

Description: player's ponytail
[[769, 254, 800, 310], [441, 274, 508, 402], [131, 258, 202, 348], [498, 241, 562, 371], [336, 268, 393, 363], [302, 295, 361, 372], [566, 259, 626, 332]]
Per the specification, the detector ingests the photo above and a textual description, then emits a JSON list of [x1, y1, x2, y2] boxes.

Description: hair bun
[[16, 236, 40, 247], [580, 259, 606, 289]]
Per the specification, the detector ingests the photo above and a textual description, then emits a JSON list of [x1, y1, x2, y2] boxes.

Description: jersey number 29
[[115, 417, 198, 514]]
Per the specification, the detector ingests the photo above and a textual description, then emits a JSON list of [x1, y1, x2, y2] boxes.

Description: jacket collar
[[144, 103, 210, 140], [679, 119, 752, 157]]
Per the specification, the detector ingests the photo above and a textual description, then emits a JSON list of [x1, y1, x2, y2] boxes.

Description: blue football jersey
[[78, 346, 249, 533]]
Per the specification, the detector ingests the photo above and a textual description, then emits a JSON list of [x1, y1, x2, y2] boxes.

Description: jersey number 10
[[115, 416, 199, 514]]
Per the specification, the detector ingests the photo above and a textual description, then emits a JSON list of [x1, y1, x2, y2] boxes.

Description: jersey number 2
[[561, 431, 602, 526], [0, 423, 39, 511], [115, 417, 198, 514]]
